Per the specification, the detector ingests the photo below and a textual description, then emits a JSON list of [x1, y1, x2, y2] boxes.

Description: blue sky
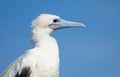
[[0, 0, 120, 77]]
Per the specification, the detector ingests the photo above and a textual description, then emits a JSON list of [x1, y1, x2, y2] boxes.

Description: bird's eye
[[53, 19, 59, 23]]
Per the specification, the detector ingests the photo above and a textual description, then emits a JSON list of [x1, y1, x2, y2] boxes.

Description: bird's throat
[[31, 27, 58, 50]]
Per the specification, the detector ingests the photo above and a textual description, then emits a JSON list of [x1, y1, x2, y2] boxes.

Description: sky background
[[0, 0, 120, 77]]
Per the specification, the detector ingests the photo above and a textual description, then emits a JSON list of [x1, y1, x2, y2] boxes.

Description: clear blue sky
[[0, 0, 120, 77]]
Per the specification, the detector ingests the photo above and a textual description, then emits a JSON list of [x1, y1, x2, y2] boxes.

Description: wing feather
[[0, 54, 32, 77]]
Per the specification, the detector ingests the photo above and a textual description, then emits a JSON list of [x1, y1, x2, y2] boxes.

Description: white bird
[[0, 14, 85, 77]]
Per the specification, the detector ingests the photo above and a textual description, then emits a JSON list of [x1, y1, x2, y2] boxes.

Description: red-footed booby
[[0, 14, 85, 77]]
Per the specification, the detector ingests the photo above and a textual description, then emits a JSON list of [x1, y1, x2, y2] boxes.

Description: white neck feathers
[[30, 26, 57, 48]]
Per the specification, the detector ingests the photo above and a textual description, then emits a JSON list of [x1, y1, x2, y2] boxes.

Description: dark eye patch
[[53, 19, 59, 23]]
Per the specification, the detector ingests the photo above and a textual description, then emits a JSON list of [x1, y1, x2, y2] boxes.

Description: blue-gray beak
[[50, 19, 85, 30]]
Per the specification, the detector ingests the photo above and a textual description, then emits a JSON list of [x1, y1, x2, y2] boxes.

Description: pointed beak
[[50, 19, 85, 30]]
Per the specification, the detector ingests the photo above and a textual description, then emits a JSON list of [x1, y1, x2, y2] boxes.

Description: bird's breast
[[27, 47, 59, 77]]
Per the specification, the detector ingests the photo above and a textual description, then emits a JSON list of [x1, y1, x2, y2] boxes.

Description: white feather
[[0, 14, 85, 77], [0, 14, 60, 77]]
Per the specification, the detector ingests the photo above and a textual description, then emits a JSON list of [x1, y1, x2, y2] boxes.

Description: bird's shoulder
[[0, 48, 38, 77]]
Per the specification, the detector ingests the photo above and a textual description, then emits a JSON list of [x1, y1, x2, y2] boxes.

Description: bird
[[0, 14, 85, 77]]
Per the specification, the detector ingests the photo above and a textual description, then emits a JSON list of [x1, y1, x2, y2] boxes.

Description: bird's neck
[[31, 27, 58, 49]]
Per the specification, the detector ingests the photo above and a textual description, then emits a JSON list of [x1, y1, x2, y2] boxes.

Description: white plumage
[[0, 14, 85, 77]]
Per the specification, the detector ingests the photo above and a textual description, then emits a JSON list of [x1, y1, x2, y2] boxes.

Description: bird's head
[[31, 14, 85, 34]]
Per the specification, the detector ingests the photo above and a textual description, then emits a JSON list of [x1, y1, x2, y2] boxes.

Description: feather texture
[[15, 67, 31, 77], [0, 14, 84, 77]]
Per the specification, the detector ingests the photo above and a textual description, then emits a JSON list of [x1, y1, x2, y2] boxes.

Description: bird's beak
[[50, 19, 85, 30]]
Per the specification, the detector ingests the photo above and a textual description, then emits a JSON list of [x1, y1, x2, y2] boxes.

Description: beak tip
[[80, 23, 86, 28]]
